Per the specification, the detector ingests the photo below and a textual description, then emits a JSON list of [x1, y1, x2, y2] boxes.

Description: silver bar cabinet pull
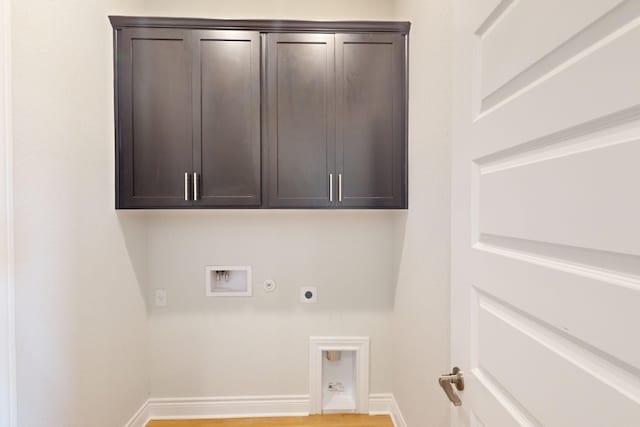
[[338, 174, 343, 202], [330, 174, 334, 202], [193, 172, 199, 201], [184, 172, 190, 201]]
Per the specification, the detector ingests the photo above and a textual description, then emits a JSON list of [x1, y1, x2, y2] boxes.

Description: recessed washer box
[[205, 266, 252, 297]]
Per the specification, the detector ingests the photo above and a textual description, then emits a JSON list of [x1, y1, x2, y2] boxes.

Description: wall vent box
[[205, 266, 252, 297], [322, 350, 356, 413], [309, 336, 370, 415]]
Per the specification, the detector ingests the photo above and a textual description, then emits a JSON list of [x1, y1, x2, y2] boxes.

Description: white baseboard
[[369, 394, 407, 427], [125, 394, 406, 427], [148, 395, 310, 420], [368, 393, 394, 415], [389, 395, 408, 427], [124, 400, 150, 427]]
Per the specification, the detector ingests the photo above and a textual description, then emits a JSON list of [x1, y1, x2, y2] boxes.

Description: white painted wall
[[11, 1, 149, 426], [392, 0, 452, 425], [8, 0, 454, 424], [139, 0, 400, 401], [147, 211, 398, 397], [140, 0, 395, 20], [0, 0, 15, 424]]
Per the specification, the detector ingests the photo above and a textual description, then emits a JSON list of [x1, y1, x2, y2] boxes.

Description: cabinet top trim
[[108, 16, 411, 34]]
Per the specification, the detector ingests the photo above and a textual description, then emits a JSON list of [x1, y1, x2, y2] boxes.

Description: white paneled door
[[451, 0, 640, 426]]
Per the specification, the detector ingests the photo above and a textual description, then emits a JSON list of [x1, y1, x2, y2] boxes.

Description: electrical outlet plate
[[328, 382, 345, 392], [205, 266, 252, 297], [263, 279, 277, 292], [155, 289, 167, 307], [300, 286, 317, 303]]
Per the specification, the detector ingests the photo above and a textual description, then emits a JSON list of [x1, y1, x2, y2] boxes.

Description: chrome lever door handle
[[439, 367, 464, 407]]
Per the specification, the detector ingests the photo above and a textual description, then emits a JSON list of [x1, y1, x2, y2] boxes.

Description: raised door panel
[[335, 33, 405, 208], [452, 1, 640, 425], [193, 31, 261, 207], [117, 28, 193, 208], [265, 33, 336, 208]]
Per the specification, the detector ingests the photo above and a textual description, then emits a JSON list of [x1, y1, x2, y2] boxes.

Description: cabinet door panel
[[336, 33, 406, 208], [117, 28, 193, 208], [265, 34, 336, 208], [193, 31, 261, 207]]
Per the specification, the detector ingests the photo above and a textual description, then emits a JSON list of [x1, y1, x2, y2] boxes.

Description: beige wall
[[392, 0, 452, 425], [11, 1, 149, 426], [147, 211, 399, 397], [10, 0, 453, 424], [1, 0, 13, 424], [140, 0, 395, 20], [11, 0, 400, 424]]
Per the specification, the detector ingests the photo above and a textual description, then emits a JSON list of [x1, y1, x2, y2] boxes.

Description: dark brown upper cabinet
[[110, 17, 409, 209], [264, 33, 336, 208], [116, 28, 194, 208], [192, 30, 261, 207], [114, 27, 260, 208], [335, 33, 405, 208], [264, 32, 407, 208]]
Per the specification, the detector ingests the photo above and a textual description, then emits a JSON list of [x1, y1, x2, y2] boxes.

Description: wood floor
[[146, 414, 393, 427]]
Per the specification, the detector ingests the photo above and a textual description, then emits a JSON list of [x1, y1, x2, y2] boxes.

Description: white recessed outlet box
[[205, 266, 252, 297]]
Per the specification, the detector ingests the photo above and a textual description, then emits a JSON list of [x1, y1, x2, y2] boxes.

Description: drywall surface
[[9, 0, 414, 424], [147, 211, 397, 397], [11, 1, 149, 426], [140, 0, 395, 20], [392, 0, 453, 425], [0, 0, 13, 424]]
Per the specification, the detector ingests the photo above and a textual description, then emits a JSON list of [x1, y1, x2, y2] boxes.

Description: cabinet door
[[335, 33, 406, 208], [265, 34, 336, 208], [192, 31, 261, 207], [116, 28, 194, 208]]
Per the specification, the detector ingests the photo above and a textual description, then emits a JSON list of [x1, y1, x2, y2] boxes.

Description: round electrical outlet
[[263, 279, 277, 292], [300, 286, 318, 303]]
